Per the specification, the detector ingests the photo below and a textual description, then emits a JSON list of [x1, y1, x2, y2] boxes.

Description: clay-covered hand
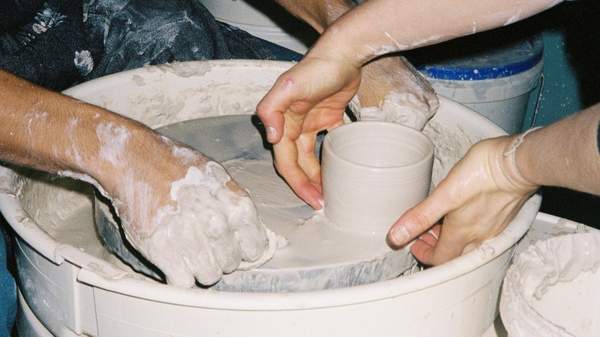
[[357, 55, 439, 130], [101, 132, 269, 287], [0, 70, 268, 287], [386, 136, 539, 265], [257, 53, 361, 209]]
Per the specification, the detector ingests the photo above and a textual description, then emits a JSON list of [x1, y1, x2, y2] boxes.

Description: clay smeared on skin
[[171, 145, 198, 165], [96, 122, 131, 166], [359, 91, 436, 130], [138, 163, 270, 287], [64, 117, 86, 168], [65, 146, 273, 288]]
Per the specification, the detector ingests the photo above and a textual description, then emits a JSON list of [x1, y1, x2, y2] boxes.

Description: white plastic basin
[[0, 60, 542, 337], [501, 230, 600, 337]]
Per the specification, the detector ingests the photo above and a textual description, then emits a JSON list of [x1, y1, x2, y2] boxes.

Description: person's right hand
[[97, 127, 270, 287], [357, 55, 439, 130], [386, 135, 539, 265], [0, 69, 270, 287], [257, 52, 361, 209]]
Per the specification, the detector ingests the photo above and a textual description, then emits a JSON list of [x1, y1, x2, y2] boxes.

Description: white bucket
[[0, 60, 542, 337], [416, 35, 544, 134], [427, 61, 543, 134], [200, 0, 314, 53], [501, 230, 600, 337]]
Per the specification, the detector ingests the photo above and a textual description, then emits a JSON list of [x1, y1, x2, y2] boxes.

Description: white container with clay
[[501, 227, 600, 337], [0, 60, 543, 337], [412, 34, 544, 134]]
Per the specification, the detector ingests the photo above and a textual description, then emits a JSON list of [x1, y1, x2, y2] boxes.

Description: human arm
[[0, 70, 268, 287], [315, 0, 561, 67], [259, 0, 560, 208], [277, 0, 438, 112], [261, 0, 438, 208], [387, 104, 600, 265], [263, 0, 562, 126]]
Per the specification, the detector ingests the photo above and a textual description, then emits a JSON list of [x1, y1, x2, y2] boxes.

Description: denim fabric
[[0, 0, 45, 31], [0, 227, 16, 337], [84, 0, 301, 79], [0, 0, 90, 90], [0, 0, 301, 91]]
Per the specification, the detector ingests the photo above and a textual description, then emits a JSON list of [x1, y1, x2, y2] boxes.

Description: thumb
[[386, 187, 453, 248], [256, 74, 300, 144]]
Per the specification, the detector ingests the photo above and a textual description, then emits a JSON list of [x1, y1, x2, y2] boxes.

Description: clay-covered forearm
[[516, 104, 600, 195], [279, 1, 438, 112], [0, 70, 154, 188], [311, 0, 561, 66], [276, 0, 354, 33]]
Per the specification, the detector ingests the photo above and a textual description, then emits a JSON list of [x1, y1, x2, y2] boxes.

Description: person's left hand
[[357, 55, 439, 128], [257, 53, 361, 209], [386, 136, 539, 265]]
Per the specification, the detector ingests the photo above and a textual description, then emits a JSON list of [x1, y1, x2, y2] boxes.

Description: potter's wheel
[[95, 115, 415, 292]]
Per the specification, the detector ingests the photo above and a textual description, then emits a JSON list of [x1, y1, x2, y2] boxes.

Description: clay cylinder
[[322, 122, 434, 234]]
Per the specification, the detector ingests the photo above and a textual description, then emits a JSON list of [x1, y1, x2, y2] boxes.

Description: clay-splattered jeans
[[0, 0, 301, 333], [0, 0, 301, 90]]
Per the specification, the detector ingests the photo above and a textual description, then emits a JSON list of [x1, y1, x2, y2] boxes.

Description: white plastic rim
[[322, 121, 433, 233], [200, 0, 280, 27], [1, 187, 540, 311], [200, 0, 311, 53]]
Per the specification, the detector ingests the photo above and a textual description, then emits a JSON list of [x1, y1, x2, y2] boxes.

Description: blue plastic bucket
[[409, 33, 544, 134]]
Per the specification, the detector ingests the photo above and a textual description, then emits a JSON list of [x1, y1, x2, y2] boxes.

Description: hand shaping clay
[[94, 117, 420, 292]]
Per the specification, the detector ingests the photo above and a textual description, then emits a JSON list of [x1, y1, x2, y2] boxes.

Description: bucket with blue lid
[[407, 30, 544, 134]]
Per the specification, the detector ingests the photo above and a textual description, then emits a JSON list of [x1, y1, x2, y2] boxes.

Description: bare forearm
[[517, 104, 600, 195], [0, 70, 154, 189], [312, 0, 561, 66]]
